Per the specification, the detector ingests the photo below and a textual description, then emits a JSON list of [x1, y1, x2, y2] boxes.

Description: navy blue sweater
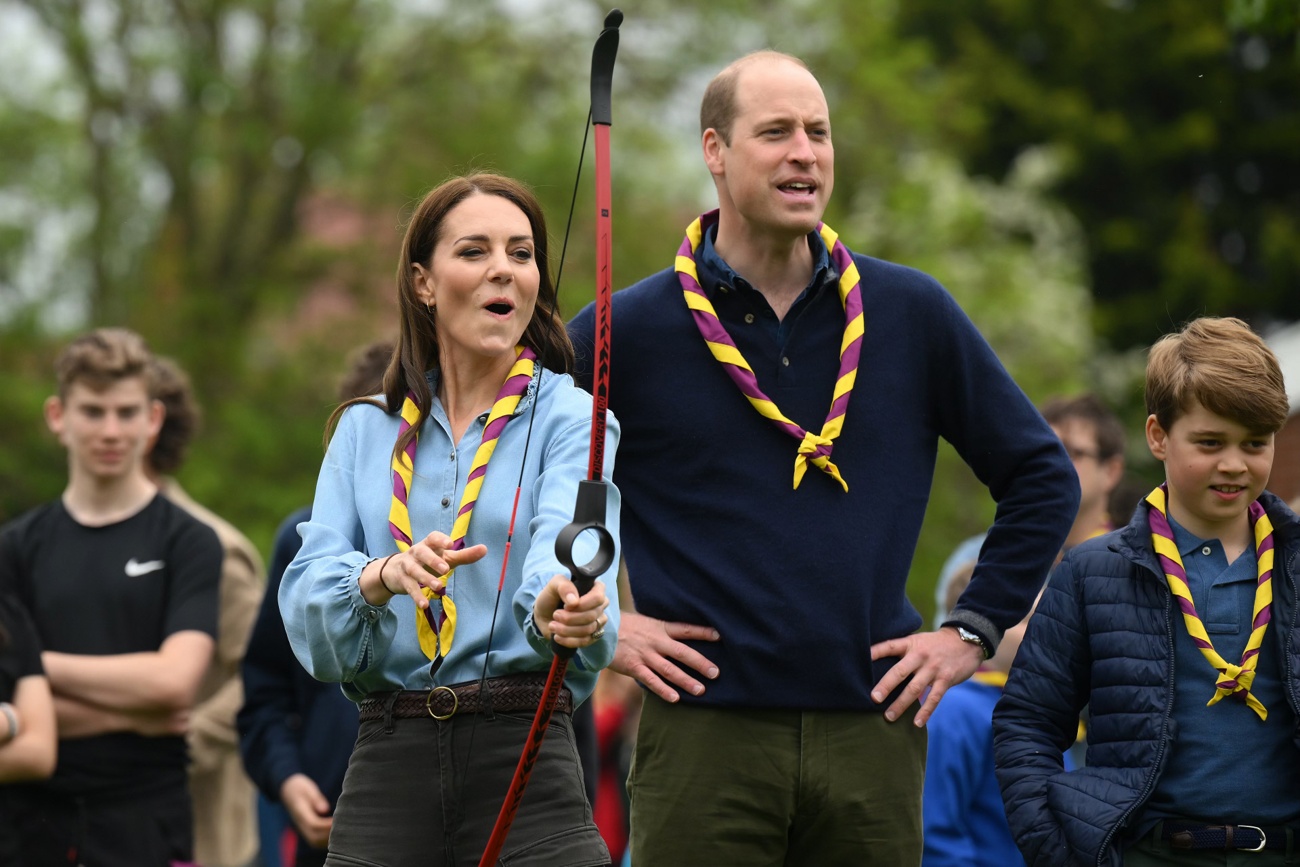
[[568, 240, 1078, 711]]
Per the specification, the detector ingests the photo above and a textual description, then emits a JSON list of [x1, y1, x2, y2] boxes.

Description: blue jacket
[[238, 507, 357, 809], [923, 676, 1026, 867], [993, 491, 1300, 867], [569, 237, 1077, 710]]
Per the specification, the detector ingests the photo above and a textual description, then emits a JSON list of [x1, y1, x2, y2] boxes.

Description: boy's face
[[1145, 400, 1274, 541], [44, 377, 163, 485]]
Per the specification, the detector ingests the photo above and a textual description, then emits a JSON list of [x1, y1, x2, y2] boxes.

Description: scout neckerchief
[[1145, 483, 1275, 720], [675, 209, 864, 491], [388, 346, 537, 666]]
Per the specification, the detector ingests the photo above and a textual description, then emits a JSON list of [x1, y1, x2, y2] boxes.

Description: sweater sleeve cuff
[[941, 609, 1000, 657]]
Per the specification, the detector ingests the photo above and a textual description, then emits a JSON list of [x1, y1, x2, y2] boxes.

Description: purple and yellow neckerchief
[[675, 209, 864, 491], [1145, 483, 1275, 721], [387, 346, 538, 665]]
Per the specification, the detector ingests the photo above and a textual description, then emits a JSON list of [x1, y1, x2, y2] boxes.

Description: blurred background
[[1, 0, 1297, 625]]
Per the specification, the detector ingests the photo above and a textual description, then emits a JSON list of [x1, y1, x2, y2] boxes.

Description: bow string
[[477, 10, 622, 865]]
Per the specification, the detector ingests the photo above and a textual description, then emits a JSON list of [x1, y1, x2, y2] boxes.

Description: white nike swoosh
[[124, 558, 165, 578]]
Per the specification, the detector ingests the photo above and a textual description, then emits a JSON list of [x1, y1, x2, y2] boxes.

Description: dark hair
[[54, 327, 155, 398], [337, 340, 395, 402], [147, 356, 201, 476], [328, 173, 573, 460], [1145, 316, 1289, 434], [1040, 393, 1126, 461], [700, 50, 810, 145]]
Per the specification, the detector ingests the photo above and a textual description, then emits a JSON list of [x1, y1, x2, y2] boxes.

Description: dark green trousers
[[628, 697, 926, 867]]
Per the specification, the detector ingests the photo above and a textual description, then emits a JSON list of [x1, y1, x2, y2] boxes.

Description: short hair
[[148, 356, 200, 476], [1040, 393, 1126, 461], [1145, 316, 1289, 434], [700, 50, 810, 145], [337, 339, 395, 402], [54, 327, 155, 398]]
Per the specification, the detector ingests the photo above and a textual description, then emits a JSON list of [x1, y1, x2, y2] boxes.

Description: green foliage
[[0, 0, 1110, 622], [897, 0, 1300, 350]]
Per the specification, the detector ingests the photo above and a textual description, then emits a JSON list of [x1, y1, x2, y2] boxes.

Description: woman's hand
[[533, 577, 609, 649], [358, 531, 488, 607]]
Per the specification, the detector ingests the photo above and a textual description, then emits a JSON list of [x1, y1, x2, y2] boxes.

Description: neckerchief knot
[[1145, 483, 1274, 720], [675, 210, 863, 491]]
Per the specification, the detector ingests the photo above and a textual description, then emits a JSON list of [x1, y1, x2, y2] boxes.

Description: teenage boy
[[994, 316, 1300, 866], [0, 328, 223, 867]]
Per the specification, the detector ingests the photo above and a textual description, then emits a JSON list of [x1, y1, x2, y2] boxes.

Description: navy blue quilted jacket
[[993, 491, 1300, 867]]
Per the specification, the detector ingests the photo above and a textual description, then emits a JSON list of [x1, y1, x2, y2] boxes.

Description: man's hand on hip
[[612, 611, 720, 703], [869, 627, 984, 726]]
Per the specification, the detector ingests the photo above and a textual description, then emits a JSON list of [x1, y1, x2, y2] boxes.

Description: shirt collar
[[1167, 514, 1218, 559], [695, 221, 834, 301]]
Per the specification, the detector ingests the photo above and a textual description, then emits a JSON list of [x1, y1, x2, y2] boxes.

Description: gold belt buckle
[[426, 685, 459, 720]]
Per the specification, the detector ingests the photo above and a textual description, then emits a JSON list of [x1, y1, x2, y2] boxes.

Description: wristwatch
[[950, 625, 991, 660]]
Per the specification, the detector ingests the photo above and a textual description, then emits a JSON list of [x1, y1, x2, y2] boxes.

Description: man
[[932, 392, 1126, 629], [0, 328, 222, 866], [568, 52, 1079, 864], [1040, 393, 1127, 546], [148, 356, 264, 867]]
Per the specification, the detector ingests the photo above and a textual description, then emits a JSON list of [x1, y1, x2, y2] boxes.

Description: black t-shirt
[[1, 590, 45, 857], [0, 592, 42, 703], [0, 494, 222, 798]]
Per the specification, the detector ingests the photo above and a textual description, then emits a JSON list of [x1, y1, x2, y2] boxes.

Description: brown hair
[[337, 339, 395, 402], [54, 327, 155, 398], [328, 173, 573, 460], [1145, 316, 1289, 434], [700, 50, 810, 145], [1040, 393, 1126, 461], [148, 356, 200, 476]]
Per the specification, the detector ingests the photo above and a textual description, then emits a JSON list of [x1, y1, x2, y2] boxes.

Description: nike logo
[[124, 558, 165, 578]]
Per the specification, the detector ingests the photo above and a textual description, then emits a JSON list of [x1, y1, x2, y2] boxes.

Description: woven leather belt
[[1162, 822, 1296, 852], [357, 673, 571, 722]]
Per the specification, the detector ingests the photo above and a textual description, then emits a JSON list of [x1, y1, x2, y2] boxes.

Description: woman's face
[[413, 192, 540, 365]]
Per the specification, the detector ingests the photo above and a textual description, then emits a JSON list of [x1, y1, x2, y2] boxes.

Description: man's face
[[703, 58, 834, 242], [1052, 417, 1122, 530], [45, 377, 162, 484]]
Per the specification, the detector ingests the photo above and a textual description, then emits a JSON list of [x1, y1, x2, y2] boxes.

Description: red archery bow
[[477, 10, 622, 865]]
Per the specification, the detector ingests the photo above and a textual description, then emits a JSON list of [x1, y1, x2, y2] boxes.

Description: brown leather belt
[[357, 673, 571, 722]]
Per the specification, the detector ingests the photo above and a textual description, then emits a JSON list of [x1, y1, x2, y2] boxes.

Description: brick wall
[[1272, 414, 1300, 507]]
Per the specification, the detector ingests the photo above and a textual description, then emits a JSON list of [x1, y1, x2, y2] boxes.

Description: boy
[[994, 317, 1300, 866], [0, 328, 223, 866]]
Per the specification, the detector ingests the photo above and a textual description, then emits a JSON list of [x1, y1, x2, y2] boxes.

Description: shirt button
[[1201, 546, 1212, 556], [441, 497, 451, 508], [449, 451, 455, 461], [744, 313, 755, 324], [782, 357, 790, 367]]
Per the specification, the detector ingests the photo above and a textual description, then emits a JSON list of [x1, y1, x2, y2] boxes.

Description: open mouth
[[778, 181, 816, 197], [485, 301, 514, 315]]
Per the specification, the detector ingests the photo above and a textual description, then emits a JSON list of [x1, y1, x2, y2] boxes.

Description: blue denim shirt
[[279, 366, 620, 706]]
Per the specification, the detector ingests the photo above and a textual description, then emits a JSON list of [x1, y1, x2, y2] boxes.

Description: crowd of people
[[0, 46, 1297, 867]]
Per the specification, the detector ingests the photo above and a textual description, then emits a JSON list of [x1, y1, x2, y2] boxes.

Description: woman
[[281, 173, 619, 867], [0, 591, 58, 862]]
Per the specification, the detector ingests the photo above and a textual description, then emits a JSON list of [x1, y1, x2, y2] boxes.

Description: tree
[[897, 0, 1300, 350]]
